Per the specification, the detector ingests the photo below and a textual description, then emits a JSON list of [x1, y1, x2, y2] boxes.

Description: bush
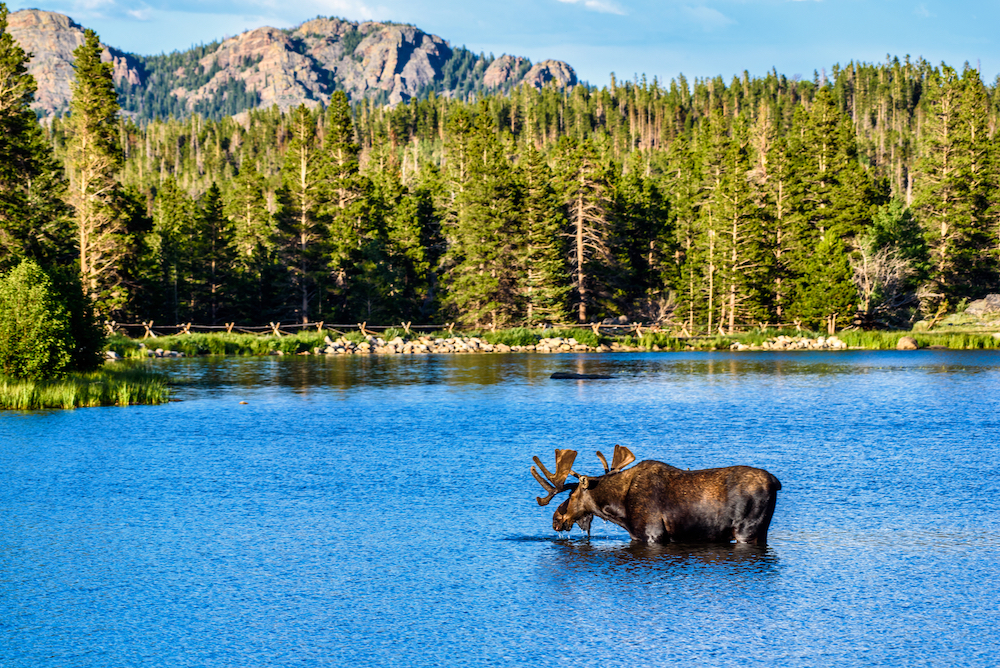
[[0, 260, 75, 379], [47, 266, 106, 371]]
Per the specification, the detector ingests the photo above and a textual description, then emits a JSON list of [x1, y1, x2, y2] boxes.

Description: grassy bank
[[0, 364, 170, 409], [637, 328, 1000, 350], [105, 325, 1000, 359]]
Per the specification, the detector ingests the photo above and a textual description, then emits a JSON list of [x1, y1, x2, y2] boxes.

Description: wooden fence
[[105, 319, 813, 340]]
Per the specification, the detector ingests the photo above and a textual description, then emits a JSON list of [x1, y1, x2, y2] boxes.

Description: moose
[[531, 446, 781, 544]]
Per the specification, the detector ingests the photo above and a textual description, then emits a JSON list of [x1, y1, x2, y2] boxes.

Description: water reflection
[[160, 349, 1000, 395], [542, 537, 779, 579]]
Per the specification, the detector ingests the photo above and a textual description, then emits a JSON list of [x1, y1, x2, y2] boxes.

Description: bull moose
[[531, 445, 780, 544]]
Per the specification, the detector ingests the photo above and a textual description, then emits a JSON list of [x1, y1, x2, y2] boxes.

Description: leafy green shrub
[[0, 260, 75, 379]]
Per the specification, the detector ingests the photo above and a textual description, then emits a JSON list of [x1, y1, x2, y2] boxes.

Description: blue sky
[[9, 0, 1000, 87]]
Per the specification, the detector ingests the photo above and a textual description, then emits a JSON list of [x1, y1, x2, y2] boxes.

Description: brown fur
[[552, 461, 781, 544]]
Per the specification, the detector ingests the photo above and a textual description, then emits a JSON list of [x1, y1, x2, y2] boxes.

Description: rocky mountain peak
[[6, 8, 579, 120]]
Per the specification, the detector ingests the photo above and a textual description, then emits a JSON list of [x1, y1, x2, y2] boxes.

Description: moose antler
[[611, 444, 635, 472], [595, 444, 636, 474], [531, 449, 578, 506]]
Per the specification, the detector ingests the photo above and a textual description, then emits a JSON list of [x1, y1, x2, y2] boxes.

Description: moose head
[[531, 445, 636, 535]]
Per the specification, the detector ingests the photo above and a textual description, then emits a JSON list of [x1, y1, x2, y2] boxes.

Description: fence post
[[143, 321, 155, 339], [316, 321, 324, 332], [402, 321, 411, 336], [226, 322, 234, 334], [270, 322, 282, 337]]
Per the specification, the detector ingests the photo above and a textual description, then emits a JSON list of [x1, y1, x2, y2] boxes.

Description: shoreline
[[108, 330, 1000, 359]]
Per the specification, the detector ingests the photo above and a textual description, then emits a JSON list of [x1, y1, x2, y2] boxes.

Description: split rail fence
[[106, 319, 815, 341]]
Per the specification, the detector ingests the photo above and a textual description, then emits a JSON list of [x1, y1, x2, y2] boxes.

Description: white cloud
[[557, 0, 627, 17], [914, 3, 933, 18], [682, 5, 735, 31]]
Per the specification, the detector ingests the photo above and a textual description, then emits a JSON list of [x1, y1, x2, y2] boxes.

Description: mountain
[[6, 9, 578, 120]]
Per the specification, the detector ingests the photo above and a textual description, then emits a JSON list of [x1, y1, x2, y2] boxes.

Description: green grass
[[0, 363, 170, 409], [107, 331, 329, 358], [479, 327, 541, 347], [104, 324, 1000, 362]]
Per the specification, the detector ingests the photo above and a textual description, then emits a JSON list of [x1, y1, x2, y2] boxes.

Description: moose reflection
[[531, 446, 781, 544]]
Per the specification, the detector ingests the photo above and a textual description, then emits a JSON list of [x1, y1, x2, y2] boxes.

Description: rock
[[8, 10, 144, 117], [550, 372, 615, 380], [521, 60, 578, 90], [896, 336, 919, 350], [483, 54, 530, 89], [8, 9, 579, 117], [965, 294, 1000, 316], [105, 350, 120, 360]]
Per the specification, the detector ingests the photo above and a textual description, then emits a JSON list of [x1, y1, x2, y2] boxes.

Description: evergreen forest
[[4, 7, 1000, 333]]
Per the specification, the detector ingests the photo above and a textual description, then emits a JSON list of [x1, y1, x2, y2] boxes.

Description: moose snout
[[552, 513, 573, 532]]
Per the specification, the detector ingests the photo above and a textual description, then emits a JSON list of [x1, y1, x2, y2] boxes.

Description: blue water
[[2, 351, 999, 666]]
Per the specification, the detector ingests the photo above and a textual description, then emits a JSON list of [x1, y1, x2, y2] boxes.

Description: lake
[[1, 351, 998, 666]]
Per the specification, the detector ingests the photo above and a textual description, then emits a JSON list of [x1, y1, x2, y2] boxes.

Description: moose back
[[531, 446, 781, 544]]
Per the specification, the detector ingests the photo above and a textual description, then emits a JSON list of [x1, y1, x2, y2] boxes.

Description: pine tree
[[660, 135, 704, 333], [323, 91, 379, 320], [0, 3, 71, 271], [613, 168, 673, 322], [67, 28, 131, 317], [280, 104, 327, 322], [148, 178, 195, 323], [372, 169, 439, 321], [712, 119, 773, 332], [443, 111, 523, 327], [557, 138, 615, 323], [791, 231, 857, 331], [912, 65, 996, 309], [193, 183, 235, 324], [519, 144, 569, 324], [224, 165, 278, 318]]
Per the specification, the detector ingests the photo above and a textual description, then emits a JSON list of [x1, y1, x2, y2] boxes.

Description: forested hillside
[[3, 1, 998, 333]]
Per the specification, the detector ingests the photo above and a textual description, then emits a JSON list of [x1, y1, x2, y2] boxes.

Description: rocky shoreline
[[315, 334, 619, 355], [108, 331, 1000, 360], [730, 335, 849, 351]]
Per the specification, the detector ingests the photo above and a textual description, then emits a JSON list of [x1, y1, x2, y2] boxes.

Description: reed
[[0, 364, 169, 409], [107, 331, 329, 358], [480, 327, 542, 347]]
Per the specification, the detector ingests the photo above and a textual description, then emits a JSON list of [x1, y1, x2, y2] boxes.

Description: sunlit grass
[[0, 363, 170, 409], [102, 323, 1000, 361], [107, 331, 329, 358]]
